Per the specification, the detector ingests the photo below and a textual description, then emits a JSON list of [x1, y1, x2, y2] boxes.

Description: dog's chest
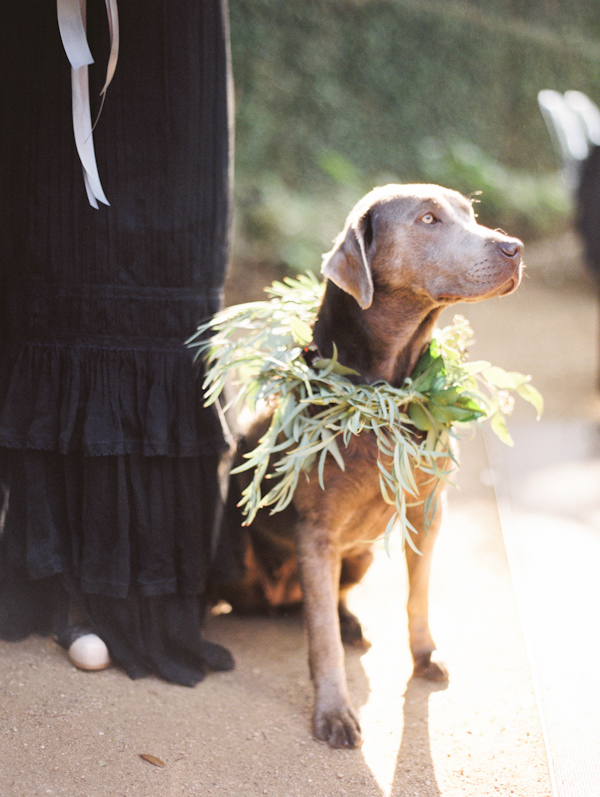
[[292, 433, 400, 547]]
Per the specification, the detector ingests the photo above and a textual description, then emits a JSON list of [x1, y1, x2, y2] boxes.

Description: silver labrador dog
[[219, 184, 523, 748]]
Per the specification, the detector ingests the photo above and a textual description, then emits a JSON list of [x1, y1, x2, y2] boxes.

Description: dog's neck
[[313, 282, 442, 387]]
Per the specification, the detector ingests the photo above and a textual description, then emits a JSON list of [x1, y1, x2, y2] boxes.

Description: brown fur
[[219, 184, 523, 748]]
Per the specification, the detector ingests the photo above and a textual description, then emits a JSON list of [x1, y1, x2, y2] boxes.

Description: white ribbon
[[57, 0, 119, 208]]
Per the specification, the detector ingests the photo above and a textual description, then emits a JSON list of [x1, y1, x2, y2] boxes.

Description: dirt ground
[[1, 230, 598, 796]]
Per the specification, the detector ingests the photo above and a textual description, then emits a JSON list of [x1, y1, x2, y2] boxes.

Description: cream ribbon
[[57, 0, 119, 208]]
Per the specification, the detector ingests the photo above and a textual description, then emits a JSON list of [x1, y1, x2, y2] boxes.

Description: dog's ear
[[321, 211, 374, 309]]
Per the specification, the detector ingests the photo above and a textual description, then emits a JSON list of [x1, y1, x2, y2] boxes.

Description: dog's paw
[[313, 704, 363, 749], [412, 650, 449, 682]]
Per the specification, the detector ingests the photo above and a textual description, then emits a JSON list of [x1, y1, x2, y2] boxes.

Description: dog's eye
[[419, 212, 439, 225]]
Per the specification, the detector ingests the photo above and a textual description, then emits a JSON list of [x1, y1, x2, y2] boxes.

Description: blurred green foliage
[[229, 0, 600, 271]]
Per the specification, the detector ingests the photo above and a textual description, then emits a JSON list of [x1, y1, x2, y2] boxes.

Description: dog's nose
[[498, 238, 523, 259]]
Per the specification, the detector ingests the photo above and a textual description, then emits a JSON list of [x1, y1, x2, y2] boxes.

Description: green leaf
[[408, 403, 433, 431], [289, 317, 313, 347], [516, 382, 544, 418], [423, 485, 439, 528], [326, 433, 346, 471], [317, 446, 328, 489], [462, 360, 492, 374], [402, 448, 419, 495], [312, 358, 360, 377], [429, 403, 481, 424], [428, 386, 463, 405], [489, 411, 514, 446], [411, 356, 445, 392], [378, 473, 395, 506], [482, 366, 530, 390], [383, 512, 398, 557]]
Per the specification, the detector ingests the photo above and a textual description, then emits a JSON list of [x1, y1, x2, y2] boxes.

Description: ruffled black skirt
[[0, 448, 241, 685], [0, 0, 244, 685]]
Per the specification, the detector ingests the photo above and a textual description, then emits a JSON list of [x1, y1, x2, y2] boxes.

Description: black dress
[[0, 0, 242, 685]]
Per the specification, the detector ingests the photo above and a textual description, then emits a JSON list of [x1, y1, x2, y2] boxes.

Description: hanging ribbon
[[57, 0, 119, 208]]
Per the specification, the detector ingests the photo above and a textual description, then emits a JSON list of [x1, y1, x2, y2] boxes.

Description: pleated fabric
[[0, 0, 244, 685]]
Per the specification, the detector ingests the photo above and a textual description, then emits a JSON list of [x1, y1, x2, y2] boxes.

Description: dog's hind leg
[[338, 548, 374, 648], [338, 600, 371, 649], [405, 499, 449, 682], [295, 521, 363, 749]]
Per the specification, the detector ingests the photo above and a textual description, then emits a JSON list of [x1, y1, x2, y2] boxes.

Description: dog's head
[[321, 184, 523, 310]]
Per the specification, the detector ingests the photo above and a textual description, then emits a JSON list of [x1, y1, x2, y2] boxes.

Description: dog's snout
[[498, 238, 523, 260]]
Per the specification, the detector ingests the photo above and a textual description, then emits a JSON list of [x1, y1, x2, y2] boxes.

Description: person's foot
[[66, 628, 111, 671]]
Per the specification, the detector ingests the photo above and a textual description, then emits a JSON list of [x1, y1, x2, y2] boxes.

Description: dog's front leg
[[295, 521, 362, 748], [405, 498, 449, 682]]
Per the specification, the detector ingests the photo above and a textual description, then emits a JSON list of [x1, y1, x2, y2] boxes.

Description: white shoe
[[68, 632, 112, 671]]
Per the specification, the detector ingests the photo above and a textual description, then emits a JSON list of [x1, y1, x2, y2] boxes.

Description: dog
[[218, 184, 523, 748]]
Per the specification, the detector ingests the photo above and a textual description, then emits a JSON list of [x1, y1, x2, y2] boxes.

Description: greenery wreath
[[189, 274, 543, 553]]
